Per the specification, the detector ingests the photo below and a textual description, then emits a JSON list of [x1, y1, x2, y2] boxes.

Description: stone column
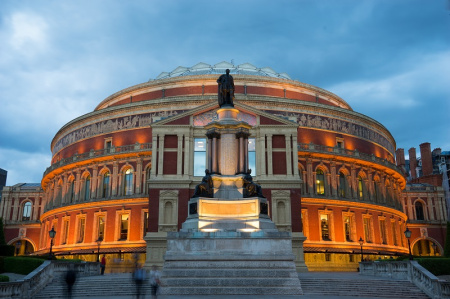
[[75, 169, 81, 202], [158, 135, 165, 176], [112, 162, 119, 196], [136, 158, 143, 194], [151, 135, 158, 177], [330, 161, 337, 197], [92, 166, 98, 200], [267, 134, 273, 176], [177, 135, 183, 176], [184, 135, 190, 176], [258, 134, 266, 176]]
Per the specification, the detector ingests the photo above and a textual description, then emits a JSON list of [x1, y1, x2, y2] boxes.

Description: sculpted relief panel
[[263, 109, 394, 154], [52, 110, 186, 155]]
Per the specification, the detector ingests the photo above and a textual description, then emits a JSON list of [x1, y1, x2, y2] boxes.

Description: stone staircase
[[160, 259, 302, 295], [299, 274, 430, 299], [33, 271, 431, 298], [33, 273, 152, 298]]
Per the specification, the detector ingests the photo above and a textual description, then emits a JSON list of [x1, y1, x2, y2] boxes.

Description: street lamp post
[[359, 237, 364, 261], [404, 227, 413, 260], [96, 237, 103, 262], [48, 227, 56, 259], [15, 240, 22, 256]]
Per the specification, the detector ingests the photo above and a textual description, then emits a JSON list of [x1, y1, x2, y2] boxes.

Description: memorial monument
[[159, 71, 303, 295]]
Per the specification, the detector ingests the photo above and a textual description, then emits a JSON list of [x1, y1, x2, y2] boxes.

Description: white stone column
[[258, 134, 266, 176], [151, 135, 158, 177], [267, 134, 273, 176], [158, 135, 165, 176], [75, 170, 81, 202], [184, 135, 191, 176]]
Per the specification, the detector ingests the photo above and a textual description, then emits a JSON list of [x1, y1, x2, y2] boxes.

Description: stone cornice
[[40, 197, 148, 221], [301, 197, 407, 219]]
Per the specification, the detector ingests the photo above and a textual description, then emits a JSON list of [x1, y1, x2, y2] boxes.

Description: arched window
[[339, 172, 346, 198], [69, 180, 75, 203], [84, 175, 91, 201], [102, 172, 110, 198], [22, 202, 32, 221], [123, 169, 133, 196], [316, 169, 325, 195], [373, 180, 378, 202], [358, 176, 364, 200], [415, 202, 425, 220]]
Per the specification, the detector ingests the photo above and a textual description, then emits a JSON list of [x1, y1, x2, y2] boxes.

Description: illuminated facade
[[0, 62, 447, 271]]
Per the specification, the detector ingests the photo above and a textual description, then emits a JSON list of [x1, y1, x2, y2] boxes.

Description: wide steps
[[160, 286, 303, 295], [163, 268, 298, 278], [299, 278, 429, 299], [162, 277, 301, 287]]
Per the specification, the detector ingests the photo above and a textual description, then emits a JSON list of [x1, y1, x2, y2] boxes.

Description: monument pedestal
[[154, 104, 304, 295], [161, 230, 303, 295]]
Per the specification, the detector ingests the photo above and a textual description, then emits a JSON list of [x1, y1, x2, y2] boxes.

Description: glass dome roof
[[151, 61, 292, 81]]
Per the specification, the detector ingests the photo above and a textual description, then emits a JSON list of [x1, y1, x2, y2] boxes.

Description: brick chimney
[[396, 148, 405, 167], [420, 142, 433, 176], [409, 147, 417, 179]]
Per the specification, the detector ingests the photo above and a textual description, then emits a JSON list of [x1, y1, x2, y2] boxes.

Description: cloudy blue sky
[[0, 0, 449, 186]]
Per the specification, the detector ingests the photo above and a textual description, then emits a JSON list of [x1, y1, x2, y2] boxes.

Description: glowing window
[[316, 169, 325, 195], [123, 169, 133, 195], [62, 219, 69, 244], [358, 176, 364, 199], [98, 216, 105, 240], [77, 218, 85, 243], [194, 138, 206, 176], [102, 172, 110, 198], [119, 214, 129, 240], [344, 216, 352, 242], [363, 217, 372, 243], [320, 214, 331, 241], [339, 173, 346, 198]]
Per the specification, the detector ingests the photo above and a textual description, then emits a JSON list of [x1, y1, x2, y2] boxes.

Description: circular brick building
[[38, 61, 408, 271]]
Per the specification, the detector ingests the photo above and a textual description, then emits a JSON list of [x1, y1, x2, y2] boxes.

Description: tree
[[444, 221, 450, 257], [0, 218, 6, 245]]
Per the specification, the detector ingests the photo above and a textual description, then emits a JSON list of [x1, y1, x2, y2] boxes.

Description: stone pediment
[[151, 101, 299, 128]]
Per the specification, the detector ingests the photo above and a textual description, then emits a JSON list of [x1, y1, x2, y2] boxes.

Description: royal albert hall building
[[12, 62, 415, 271]]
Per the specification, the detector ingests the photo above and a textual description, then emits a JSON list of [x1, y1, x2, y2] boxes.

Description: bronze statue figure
[[193, 169, 214, 198], [243, 169, 265, 198], [217, 69, 235, 107]]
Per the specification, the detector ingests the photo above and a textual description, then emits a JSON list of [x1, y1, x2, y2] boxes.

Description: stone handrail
[[0, 260, 100, 298], [44, 142, 152, 177], [360, 260, 450, 299], [297, 143, 401, 173]]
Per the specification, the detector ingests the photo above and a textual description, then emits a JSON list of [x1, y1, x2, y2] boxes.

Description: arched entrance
[[10, 239, 35, 256], [412, 238, 441, 256]]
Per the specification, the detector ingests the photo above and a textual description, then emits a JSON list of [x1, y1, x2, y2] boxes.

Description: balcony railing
[[44, 143, 152, 177], [297, 143, 402, 173]]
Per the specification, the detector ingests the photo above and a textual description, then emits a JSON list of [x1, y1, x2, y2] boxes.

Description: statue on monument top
[[217, 69, 235, 107]]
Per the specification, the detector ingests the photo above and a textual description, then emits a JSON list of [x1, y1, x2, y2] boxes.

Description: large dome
[[152, 61, 292, 81]]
